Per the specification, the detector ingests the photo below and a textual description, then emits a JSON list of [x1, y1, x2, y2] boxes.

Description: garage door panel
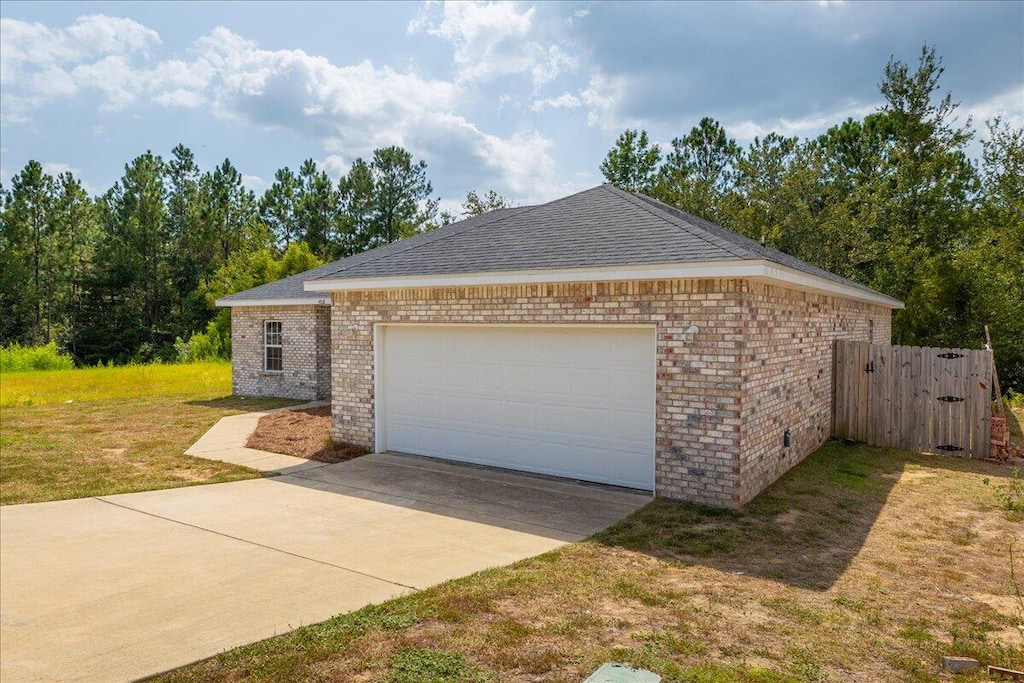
[[610, 369, 654, 402], [534, 404, 572, 433], [475, 397, 504, 424], [571, 367, 610, 400], [476, 364, 505, 391], [381, 326, 655, 490], [389, 391, 418, 417], [504, 365, 536, 393], [444, 395, 476, 421], [441, 361, 473, 389], [503, 400, 536, 430], [416, 395, 446, 421], [608, 403, 653, 427], [569, 405, 610, 438], [535, 366, 572, 396]]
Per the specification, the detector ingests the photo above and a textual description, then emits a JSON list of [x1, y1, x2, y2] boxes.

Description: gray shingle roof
[[217, 208, 530, 304], [219, 185, 898, 305]]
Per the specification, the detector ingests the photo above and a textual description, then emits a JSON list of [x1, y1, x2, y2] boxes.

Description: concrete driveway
[[0, 453, 649, 682]]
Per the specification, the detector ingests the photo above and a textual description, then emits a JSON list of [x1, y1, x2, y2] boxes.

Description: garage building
[[218, 184, 902, 507]]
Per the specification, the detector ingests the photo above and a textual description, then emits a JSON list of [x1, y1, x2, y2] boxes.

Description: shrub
[[0, 342, 76, 372], [1005, 389, 1024, 410], [174, 312, 231, 363]]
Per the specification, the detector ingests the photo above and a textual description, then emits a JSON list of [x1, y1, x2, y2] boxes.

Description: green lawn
[[155, 442, 1024, 683], [0, 362, 296, 504]]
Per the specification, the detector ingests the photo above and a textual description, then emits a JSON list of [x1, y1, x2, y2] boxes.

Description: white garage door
[[379, 325, 655, 490]]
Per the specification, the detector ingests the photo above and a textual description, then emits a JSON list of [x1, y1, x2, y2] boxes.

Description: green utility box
[[583, 663, 661, 683]]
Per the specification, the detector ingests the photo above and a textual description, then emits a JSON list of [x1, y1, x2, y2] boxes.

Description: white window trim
[[263, 321, 283, 373]]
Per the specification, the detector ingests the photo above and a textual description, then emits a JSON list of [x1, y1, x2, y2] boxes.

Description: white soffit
[[215, 297, 330, 308], [304, 260, 904, 309]]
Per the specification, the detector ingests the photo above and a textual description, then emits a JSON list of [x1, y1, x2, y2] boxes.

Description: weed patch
[[391, 648, 485, 683]]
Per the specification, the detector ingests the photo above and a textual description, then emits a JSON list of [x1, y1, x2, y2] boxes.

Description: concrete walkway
[[1, 408, 651, 683], [183, 400, 330, 473]]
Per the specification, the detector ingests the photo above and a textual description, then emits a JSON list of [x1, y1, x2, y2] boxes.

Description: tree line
[[2, 46, 1020, 390], [600, 47, 1023, 391], [0, 145, 510, 366]]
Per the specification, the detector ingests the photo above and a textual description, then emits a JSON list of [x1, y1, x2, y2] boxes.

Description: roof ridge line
[[316, 184, 635, 281], [370, 183, 655, 272], [599, 185, 751, 261], [317, 206, 535, 280]]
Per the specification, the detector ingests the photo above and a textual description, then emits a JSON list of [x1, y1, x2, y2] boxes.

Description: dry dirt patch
[[246, 406, 368, 463]]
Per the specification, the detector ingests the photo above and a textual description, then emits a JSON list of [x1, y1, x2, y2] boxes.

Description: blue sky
[[1, 1, 1022, 208]]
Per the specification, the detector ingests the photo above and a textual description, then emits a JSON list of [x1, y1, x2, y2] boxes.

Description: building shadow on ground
[[590, 440, 1019, 591], [185, 396, 301, 411]]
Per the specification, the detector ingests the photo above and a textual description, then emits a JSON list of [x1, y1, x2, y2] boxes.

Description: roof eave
[[303, 260, 904, 309], [215, 296, 331, 308]]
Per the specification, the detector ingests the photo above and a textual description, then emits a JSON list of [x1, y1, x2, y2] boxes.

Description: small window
[[264, 321, 283, 372]]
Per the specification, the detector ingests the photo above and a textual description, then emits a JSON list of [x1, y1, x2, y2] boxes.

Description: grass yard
[[154, 442, 1024, 683], [0, 362, 296, 504]]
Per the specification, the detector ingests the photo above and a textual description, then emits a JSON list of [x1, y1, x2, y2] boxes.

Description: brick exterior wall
[[331, 280, 747, 506], [231, 279, 890, 507], [736, 283, 892, 505], [230, 305, 331, 400], [327, 279, 891, 507]]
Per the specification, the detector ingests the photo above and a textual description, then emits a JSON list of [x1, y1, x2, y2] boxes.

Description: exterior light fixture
[[683, 325, 699, 343]]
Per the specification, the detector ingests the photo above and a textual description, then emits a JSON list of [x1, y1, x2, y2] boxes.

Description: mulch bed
[[245, 406, 368, 463]]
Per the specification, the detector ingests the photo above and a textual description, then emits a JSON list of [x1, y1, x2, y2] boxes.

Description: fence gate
[[833, 341, 992, 458]]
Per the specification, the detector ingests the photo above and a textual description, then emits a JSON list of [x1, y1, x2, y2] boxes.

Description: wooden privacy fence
[[833, 341, 992, 458]]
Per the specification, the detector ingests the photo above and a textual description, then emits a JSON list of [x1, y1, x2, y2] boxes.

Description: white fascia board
[[304, 261, 760, 291], [751, 262, 905, 309], [303, 260, 904, 309], [215, 297, 330, 308]]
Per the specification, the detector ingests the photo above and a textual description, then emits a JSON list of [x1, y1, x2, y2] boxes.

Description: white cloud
[[723, 87, 1023, 145], [183, 27, 562, 199], [963, 86, 1024, 130], [531, 91, 580, 112], [1, 15, 565, 202], [436, 196, 463, 219], [726, 102, 879, 141], [567, 8, 590, 25], [241, 174, 269, 193], [318, 154, 350, 181], [39, 162, 97, 193], [0, 15, 159, 83], [40, 161, 78, 176], [581, 70, 632, 131], [0, 15, 212, 116], [408, 1, 577, 86]]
